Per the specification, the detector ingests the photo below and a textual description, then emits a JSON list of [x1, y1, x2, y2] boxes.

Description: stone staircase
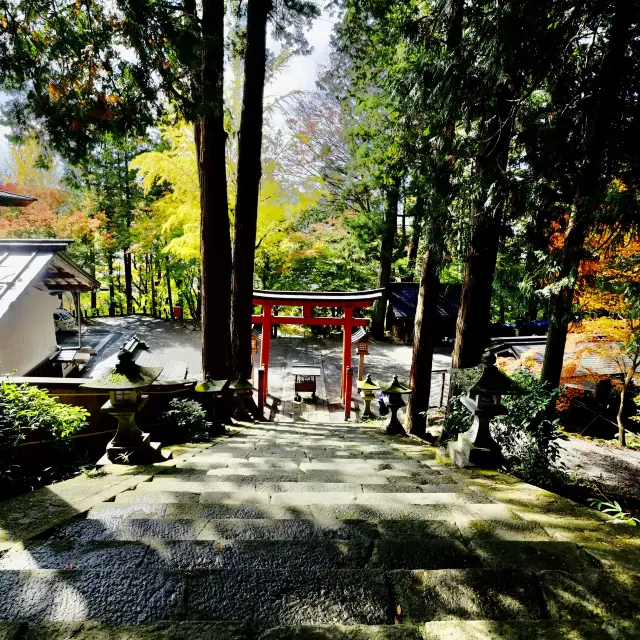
[[0, 421, 639, 639]]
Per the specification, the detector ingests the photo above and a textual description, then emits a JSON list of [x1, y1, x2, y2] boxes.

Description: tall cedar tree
[[0, 0, 232, 378], [371, 177, 401, 338], [231, 0, 272, 378], [230, 0, 319, 378]]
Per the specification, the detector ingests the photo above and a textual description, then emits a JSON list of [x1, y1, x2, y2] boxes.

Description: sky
[[0, 11, 336, 176], [266, 13, 335, 105]]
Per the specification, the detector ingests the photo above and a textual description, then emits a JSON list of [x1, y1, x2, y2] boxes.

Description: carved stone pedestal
[[447, 399, 505, 468], [98, 396, 171, 466]]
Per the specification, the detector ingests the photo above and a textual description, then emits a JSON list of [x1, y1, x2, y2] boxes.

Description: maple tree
[[500, 232, 640, 446], [0, 139, 100, 241]]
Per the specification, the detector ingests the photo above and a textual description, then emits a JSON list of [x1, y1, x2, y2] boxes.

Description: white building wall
[[0, 286, 59, 375]]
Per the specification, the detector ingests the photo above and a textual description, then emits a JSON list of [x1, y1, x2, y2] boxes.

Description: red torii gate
[[252, 289, 384, 404]]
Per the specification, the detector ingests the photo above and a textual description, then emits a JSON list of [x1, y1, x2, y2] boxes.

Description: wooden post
[[257, 366, 265, 413], [75, 291, 82, 349], [344, 366, 353, 420], [260, 304, 272, 402], [358, 352, 365, 381], [341, 307, 353, 398]]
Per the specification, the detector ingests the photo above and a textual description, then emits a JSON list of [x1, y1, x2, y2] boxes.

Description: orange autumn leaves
[[576, 233, 640, 317], [0, 182, 100, 239]]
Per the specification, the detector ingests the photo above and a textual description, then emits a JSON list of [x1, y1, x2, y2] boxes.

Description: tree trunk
[[166, 259, 174, 319], [451, 99, 513, 370], [124, 251, 133, 314], [108, 254, 115, 317], [371, 177, 400, 338], [196, 275, 202, 322], [89, 254, 97, 312], [150, 254, 156, 317], [197, 0, 232, 379], [617, 373, 633, 447], [407, 196, 424, 279], [406, 249, 440, 436], [230, 0, 272, 379], [541, 0, 635, 387]]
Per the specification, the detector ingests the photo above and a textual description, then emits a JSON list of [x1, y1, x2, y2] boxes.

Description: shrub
[[161, 398, 212, 443], [0, 381, 89, 486], [492, 368, 567, 485], [441, 395, 473, 442]]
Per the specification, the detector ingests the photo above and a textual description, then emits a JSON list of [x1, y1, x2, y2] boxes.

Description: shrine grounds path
[[82, 317, 640, 500], [82, 316, 451, 422], [2, 419, 640, 638]]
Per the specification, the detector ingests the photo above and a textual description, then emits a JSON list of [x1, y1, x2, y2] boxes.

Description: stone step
[[0, 538, 480, 571], [0, 621, 425, 640], [0, 621, 251, 640], [142, 480, 461, 493], [113, 489, 486, 506], [167, 470, 401, 484], [391, 567, 640, 623], [55, 517, 382, 541], [299, 460, 426, 471], [0, 540, 371, 571], [168, 465, 449, 479], [422, 620, 640, 639], [257, 625, 423, 639], [57, 513, 465, 541], [0, 569, 391, 628], [81, 501, 518, 522]]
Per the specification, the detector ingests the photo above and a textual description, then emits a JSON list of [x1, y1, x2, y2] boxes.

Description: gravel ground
[[559, 436, 640, 499]]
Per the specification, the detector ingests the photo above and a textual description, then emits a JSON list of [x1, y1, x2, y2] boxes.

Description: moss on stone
[[0, 622, 24, 640], [257, 625, 422, 640], [424, 620, 639, 639]]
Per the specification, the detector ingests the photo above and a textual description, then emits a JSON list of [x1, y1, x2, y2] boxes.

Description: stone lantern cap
[[378, 374, 410, 394], [357, 373, 380, 391], [230, 378, 254, 391], [82, 362, 162, 391], [453, 353, 521, 396], [195, 379, 229, 394], [351, 328, 375, 345]]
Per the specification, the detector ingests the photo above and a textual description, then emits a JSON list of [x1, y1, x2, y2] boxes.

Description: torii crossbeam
[[252, 289, 384, 404]]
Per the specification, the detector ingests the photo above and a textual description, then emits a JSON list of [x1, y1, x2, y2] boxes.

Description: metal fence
[[429, 369, 451, 408]]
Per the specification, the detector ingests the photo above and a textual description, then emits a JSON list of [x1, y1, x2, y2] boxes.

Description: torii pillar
[[341, 307, 353, 398], [260, 304, 273, 403]]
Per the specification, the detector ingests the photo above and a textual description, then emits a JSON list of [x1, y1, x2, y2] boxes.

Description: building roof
[[489, 336, 634, 379], [253, 288, 385, 308], [388, 282, 460, 321], [0, 239, 100, 322], [0, 186, 37, 207]]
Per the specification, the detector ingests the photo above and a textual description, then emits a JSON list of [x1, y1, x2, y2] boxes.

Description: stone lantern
[[82, 353, 167, 465], [230, 378, 254, 422], [251, 328, 261, 357], [195, 379, 229, 436], [357, 373, 380, 419], [447, 353, 521, 468], [351, 329, 375, 381], [378, 375, 410, 435], [250, 327, 261, 380]]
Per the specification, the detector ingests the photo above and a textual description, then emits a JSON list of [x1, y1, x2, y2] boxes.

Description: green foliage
[[161, 398, 212, 443], [0, 381, 89, 484], [493, 369, 567, 485], [587, 498, 640, 526], [442, 396, 473, 442]]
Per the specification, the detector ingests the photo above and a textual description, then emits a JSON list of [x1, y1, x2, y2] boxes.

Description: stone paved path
[[1, 422, 640, 638], [259, 337, 450, 424]]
